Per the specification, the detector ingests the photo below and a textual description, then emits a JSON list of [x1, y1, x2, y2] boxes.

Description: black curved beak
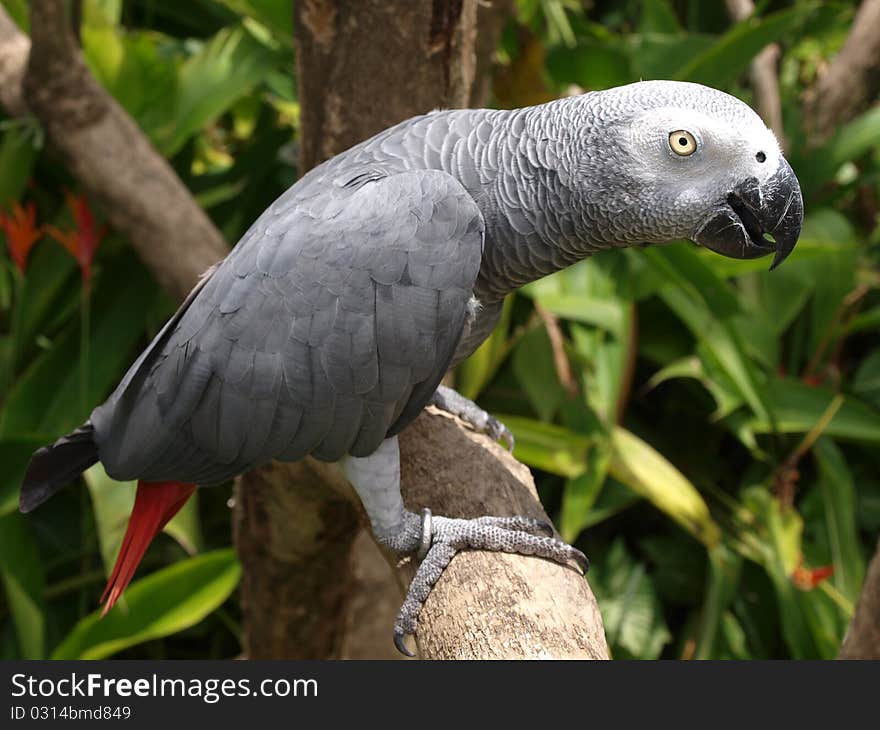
[[693, 158, 803, 270]]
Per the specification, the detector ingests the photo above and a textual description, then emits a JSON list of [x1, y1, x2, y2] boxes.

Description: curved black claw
[[429, 386, 515, 451], [572, 549, 590, 574], [394, 631, 415, 657], [535, 519, 555, 536], [486, 416, 515, 452]]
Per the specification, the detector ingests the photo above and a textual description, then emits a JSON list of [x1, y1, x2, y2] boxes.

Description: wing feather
[[93, 168, 484, 483]]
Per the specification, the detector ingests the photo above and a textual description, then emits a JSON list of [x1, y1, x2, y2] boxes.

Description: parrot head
[[576, 80, 803, 269]]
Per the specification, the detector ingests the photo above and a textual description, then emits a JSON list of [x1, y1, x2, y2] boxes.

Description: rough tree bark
[[803, 0, 880, 146], [839, 539, 880, 659], [724, 0, 787, 150], [0, 9, 28, 117], [233, 0, 607, 659]]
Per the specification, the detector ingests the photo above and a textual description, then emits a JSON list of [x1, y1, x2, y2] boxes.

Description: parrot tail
[[101, 480, 197, 616], [20, 422, 98, 513]]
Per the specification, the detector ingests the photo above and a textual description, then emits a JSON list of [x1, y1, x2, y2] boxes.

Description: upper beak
[[693, 158, 803, 270]]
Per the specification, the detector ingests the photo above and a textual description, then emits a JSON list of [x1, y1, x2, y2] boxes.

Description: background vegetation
[[1, 0, 878, 660]]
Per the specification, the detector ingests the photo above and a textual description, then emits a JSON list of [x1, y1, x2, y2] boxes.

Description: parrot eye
[[668, 130, 697, 156]]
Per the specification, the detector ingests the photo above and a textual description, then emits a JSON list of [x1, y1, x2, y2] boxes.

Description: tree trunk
[[839, 539, 880, 659], [803, 0, 880, 146], [234, 0, 483, 659]]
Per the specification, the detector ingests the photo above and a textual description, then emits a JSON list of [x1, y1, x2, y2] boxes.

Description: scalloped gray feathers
[[91, 168, 485, 485]]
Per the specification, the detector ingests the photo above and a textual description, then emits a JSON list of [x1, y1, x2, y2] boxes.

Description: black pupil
[[678, 137, 687, 146], [756, 151, 766, 163]]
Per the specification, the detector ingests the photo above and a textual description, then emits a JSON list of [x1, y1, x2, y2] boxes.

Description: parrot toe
[[429, 385, 515, 451], [391, 512, 588, 656]]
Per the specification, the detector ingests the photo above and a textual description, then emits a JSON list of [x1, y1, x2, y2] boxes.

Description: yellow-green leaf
[[608, 427, 720, 547], [52, 549, 240, 660]]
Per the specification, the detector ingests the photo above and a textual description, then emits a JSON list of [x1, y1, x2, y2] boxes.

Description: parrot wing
[[91, 168, 485, 484]]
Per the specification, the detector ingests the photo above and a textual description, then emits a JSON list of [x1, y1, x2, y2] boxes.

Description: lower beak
[[693, 158, 803, 270]]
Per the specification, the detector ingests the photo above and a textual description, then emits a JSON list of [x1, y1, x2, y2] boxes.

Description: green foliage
[[52, 550, 240, 660], [0, 0, 877, 660], [0, 0, 289, 660], [480, 0, 880, 659]]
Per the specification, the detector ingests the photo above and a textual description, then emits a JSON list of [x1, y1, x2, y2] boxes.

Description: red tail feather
[[101, 480, 196, 616]]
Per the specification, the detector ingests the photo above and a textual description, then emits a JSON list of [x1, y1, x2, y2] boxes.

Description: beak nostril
[[756, 151, 766, 163]]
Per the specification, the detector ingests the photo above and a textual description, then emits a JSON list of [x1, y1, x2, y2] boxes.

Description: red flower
[[44, 191, 107, 285], [0, 201, 41, 275], [792, 560, 834, 590]]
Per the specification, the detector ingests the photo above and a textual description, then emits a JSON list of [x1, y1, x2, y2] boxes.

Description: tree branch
[[398, 410, 607, 658], [724, 0, 787, 150], [0, 8, 28, 117], [303, 410, 608, 659], [22, 0, 228, 300], [803, 0, 880, 146], [839, 539, 880, 658]]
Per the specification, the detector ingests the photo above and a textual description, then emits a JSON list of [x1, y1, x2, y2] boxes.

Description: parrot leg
[[428, 384, 514, 451], [339, 437, 588, 657]]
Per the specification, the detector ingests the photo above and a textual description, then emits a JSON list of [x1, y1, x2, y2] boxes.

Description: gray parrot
[[21, 80, 802, 655]]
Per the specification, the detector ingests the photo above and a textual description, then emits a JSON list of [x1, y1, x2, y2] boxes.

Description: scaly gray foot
[[429, 385, 515, 451], [392, 509, 589, 656]]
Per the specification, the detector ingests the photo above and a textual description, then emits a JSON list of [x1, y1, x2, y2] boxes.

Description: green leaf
[[645, 246, 773, 425], [0, 512, 46, 659], [609, 426, 720, 547], [206, 0, 293, 41], [83, 0, 123, 27], [456, 296, 513, 400], [693, 545, 743, 659], [813, 438, 865, 603], [0, 122, 39, 206], [14, 243, 78, 364], [629, 33, 716, 80], [570, 317, 632, 423], [0, 251, 159, 438], [739, 486, 814, 657], [848, 306, 880, 337], [639, 0, 682, 34], [749, 378, 880, 443], [576, 477, 641, 528], [559, 437, 611, 542], [498, 414, 592, 478], [512, 325, 567, 422], [546, 43, 633, 90], [798, 106, 880, 196], [84, 464, 136, 576], [591, 538, 671, 659], [523, 292, 625, 336], [674, 5, 814, 87], [0, 0, 28, 30], [852, 349, 880, 408], [51, 549, 241, 660], [158, 24, 280, 156], [0, 437, 48, 516], [646, 356, 744, 419], [523, 256, 629, 337], [83, 27, 179, 143], [84, 464, 203, 577], [643, 244, 740, 321]]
